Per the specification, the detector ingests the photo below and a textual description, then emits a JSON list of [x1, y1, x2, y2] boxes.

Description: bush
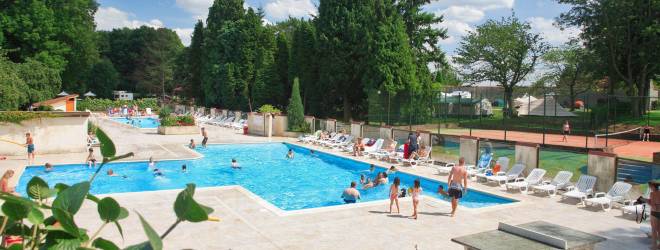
[[291, 121, 312, 133], [77, 98, 159, 112], [35, 105, 54, 111], [257, 104, 282, 114], [160, 114, 195, 127], [0, 111, 58, 124], [178, 115, 195, 125], [159, 106, 172, 119], [287, 78, 305, 131]]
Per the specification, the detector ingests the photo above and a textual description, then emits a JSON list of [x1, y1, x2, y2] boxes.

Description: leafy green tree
[[17, 58, 62, 103], [86, 58, 119, 99], [455, 15, 549, 117], [287, 77, 305, 130], [290, 20, 319, 113], [187, 20, 205, 104], [558, 0, 660, 117], [274, 33, 290, 105], [0, 57, 28, 110], [536, 43, 600, 110]]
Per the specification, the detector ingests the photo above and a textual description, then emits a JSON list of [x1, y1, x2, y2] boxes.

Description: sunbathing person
[[403, 145, 429, 166], [1, 170, 17, 195], [352, 137, 365, 156]]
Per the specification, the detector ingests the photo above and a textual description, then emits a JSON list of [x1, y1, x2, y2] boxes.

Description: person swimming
[[44, 163, 53, 172], [360, 174, 367, 184], [231, 159, 241, 169], [181, 164, 187, 172], [153, 168, 163, 176], [387, 166, 398, 174], [148, 157, 156, 170], [107, 169, 127, 178], [286, 149, 294, 159]]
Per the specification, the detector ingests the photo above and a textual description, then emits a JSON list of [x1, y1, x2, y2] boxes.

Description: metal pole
[[409, 90, 412, 131], [543, 92, 546, 145], [605, 95, 610, 147], [583, 94, 588, 149], [387, 91, 391, 125]]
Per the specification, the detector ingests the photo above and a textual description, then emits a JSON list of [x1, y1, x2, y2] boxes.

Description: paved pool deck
[[2, 116, 652, 249]]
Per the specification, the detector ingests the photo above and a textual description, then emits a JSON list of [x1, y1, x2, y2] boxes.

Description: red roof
[[33, 94, 78, 107]]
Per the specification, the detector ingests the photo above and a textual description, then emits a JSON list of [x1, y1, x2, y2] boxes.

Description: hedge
[[0, 111, 59, 124], [77, 98, 159, 112]]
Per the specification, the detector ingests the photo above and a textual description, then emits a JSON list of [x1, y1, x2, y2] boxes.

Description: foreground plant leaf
[[53, 181, 90, 214], [51, 208, 80, 237], [2, 201, 30, 220], [98, 197, 121, 222], [26, 176, 53, 200], [93, 237, 120, 250], [173, 184, 212, 222]]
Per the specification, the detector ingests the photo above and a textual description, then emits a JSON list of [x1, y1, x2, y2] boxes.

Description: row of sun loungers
[[192, 113, 246, 129]]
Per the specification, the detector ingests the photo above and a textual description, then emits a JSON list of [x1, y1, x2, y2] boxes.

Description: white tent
[[57, 91, 69, 96], [517, 96, 576, 117], [514, 94, 538, 106], [83, 91, 96, 97]]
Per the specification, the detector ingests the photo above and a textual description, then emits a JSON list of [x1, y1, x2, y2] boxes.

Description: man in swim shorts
[[447, 157, 468, 217], [201, 127, 208, 147], [341, 181, 361, 203]]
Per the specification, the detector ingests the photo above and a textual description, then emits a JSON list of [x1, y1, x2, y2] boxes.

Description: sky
[[95, 0, 579, 53]]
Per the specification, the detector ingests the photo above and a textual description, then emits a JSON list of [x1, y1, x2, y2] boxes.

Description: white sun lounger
[[561, 175, 597, 204], [437, 163, 455, 175], [486, 163, 525, 186], [361, 139, 384, 156], [531, 171, 573, 196], [474, 157, 510, 182], [400, 146, 433, 166], [368, 141, 398, 159], [622, 188, 650, 216], [584, 181, 632, 211], [505, 168, 547, 194]]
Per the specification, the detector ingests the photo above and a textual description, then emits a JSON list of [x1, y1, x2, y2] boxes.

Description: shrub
[[0, 111, 58, 124], [159, 106, 172, 119], [160, 116, 179, 126], [160, 115, 195, 127], [178, 115, 195, 125], [35, 105, 54, 111], [287, 77, 305, 131], [0, 152, 216, 249], [77, 98, 159, 112], [257, 104, 282, 114]]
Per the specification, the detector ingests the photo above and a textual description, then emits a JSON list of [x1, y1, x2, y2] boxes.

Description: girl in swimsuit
[[389, 177, 400, 214], [1, 170, 17, 195], [411, 179, 422, 220]]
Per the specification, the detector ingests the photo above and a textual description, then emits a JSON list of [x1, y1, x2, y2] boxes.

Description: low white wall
[[0, 112, 90, 156], [351, 123, 363, 139], [326, 119, 337, 132], [515, 142, 539, 175], [157, 126, 198, 135], [459, 136, 478, 165], [304, 116, 315, 132], [273, 115, 287, 136], [379, 126, 392, 140], [588, 151, 617, 192]]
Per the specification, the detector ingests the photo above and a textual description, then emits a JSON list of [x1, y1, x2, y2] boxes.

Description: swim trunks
[[202, 137, 208, 145], [343, 199, 356, 204], [448, 182, 463, 199], [27, 144, 34, 153]]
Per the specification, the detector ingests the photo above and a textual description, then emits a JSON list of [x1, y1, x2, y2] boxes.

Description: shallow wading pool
[[17, 143, 516, 211], [110, 117, 160, 129]]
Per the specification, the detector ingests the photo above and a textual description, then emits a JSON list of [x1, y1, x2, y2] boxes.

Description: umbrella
[[84, 91, 96, 97], [57, 91, 69, 96]]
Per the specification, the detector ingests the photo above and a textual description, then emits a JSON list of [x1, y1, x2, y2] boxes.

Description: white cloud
[[264, 0, 317, 22], [527, 17, 580, 45], [426, 0, 514, 12], [175, 0, 213, 20], [439, 6, 485, 23], [95, 7, 163, 30], [173, 28, 194, 46], [434, 19, 475, 45]]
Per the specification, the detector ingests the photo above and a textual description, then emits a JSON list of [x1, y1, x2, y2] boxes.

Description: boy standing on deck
[[25, 132, 35, 164], [201, 127, 208, 148]]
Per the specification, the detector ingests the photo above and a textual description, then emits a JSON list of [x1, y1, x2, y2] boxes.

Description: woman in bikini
[[389, 177, 400, 214], [1, 170, 17, 195]]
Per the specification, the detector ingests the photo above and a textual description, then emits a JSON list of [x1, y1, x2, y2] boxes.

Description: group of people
[[340, 157, 469, 219], [107, 105, 142, 117], [189, 127, 210, 149]]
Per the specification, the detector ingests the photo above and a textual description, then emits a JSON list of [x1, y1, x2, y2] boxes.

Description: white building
[[113, 91, 134, 100]]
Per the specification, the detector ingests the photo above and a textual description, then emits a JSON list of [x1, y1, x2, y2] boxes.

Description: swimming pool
[[111, 117, 160, 128], [17, 143, 515, 211]]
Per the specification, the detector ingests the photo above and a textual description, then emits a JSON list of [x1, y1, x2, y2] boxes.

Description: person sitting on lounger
[[341, 181, 361, 203], [353, 137, 365, 156], [1, 170, 17, 195]]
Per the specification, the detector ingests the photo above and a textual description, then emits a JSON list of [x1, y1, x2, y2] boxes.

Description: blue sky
[[95, 0, 579, 54]]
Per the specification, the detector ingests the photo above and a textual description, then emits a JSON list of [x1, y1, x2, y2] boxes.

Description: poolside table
[[451, 221, 606, 250]]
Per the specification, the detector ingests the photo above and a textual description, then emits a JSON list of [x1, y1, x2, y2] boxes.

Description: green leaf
[[51, 207, 80, 237], [93, 237, 120, 250], [117, 207, 129, 220], [114, 221, 124, 239], [97, 197, 121, 222], [53, 181, 90, 214], [2, 201, 30, 220], [173, 184, 210, 222], [87, 193, 101, 203], [7, 243, 23, 250], [44, 230, 85, 250], [26, 176, 52, 200], [124, 242, 151, 250], [137, 212, 163, 250], [27, 206, 44, 224], [54, 183, 70, 193]]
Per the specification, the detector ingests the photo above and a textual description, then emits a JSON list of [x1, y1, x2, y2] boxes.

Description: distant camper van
[[113, 90, 134, 100]]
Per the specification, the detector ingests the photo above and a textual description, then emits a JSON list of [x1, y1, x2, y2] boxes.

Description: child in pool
[[286, 149, 294, 159], [389, 177, 400, 214], [181, 164, 187, 172], [148, 157, 156, 170], [44, 163, 53, 172], [231, 159, 241, 169], [153, 168, 163, 176]]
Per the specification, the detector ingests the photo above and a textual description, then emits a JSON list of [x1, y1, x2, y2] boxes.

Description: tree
[[558, 0, 660, 117], [289, 20, 319, 113], [536, 43, 600, 110], [274, 33, 290, 105], [287, 77, 305, 131], [17, 58, 62, 104], [87, 58, 119, 98], [187, 20, 205, 104], [455, 15, 549, 117], [0, 56, 28, 110]]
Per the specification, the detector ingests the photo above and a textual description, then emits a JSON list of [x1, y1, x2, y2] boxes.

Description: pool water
[[17, 143, 515, 211], [111, 117, 160, 128]]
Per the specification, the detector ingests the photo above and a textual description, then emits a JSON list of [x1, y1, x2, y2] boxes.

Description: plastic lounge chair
[[327, 135, 353, 148], [531, 171, 573, 196], [584, 181, 632, 211], [486, 163, 525, 186], [361, 139, 384, 156], [341, 138, 369, 152], [561, 175, 597, 204], [437, 163, 455, 175], [299, 130, 321, 142], [400, 146, 433, 166], [312, 132, 338, 145], [505, 168, 546, 194], [467, 153, 494, 178], [369, 140, 397, 159], [474, 157, 510, 182], [622, 188, 650, 216]]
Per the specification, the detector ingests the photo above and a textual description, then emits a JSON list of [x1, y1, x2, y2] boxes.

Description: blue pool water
[[17, 143, 515, 210], [111, 117, 160, 128]]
